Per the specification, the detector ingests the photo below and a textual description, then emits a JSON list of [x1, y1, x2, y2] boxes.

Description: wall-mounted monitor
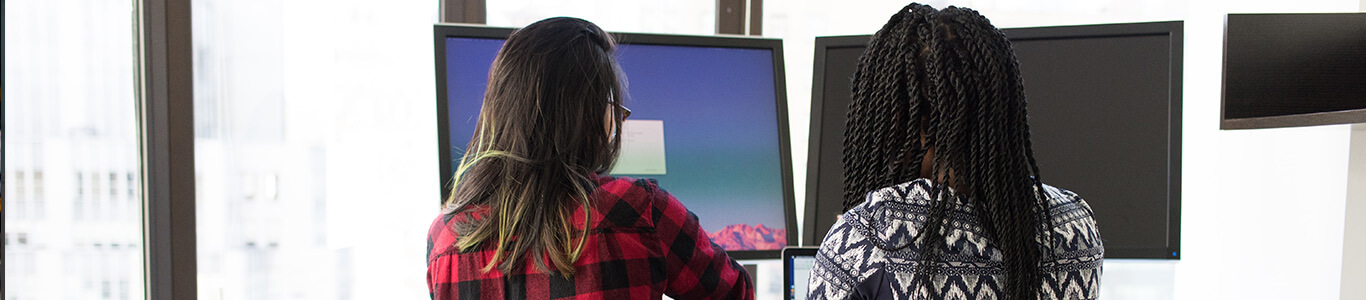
[[434, 24, 796, 259], [1222, 13, 1366, 130], [805, 21, 1183, 259]]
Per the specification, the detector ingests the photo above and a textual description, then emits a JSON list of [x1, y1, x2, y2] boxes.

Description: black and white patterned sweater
[[808, 179, 1103, 300]]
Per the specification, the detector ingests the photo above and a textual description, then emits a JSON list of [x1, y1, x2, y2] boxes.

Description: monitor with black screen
[[435, 24, 797, 259], [804, 21, 1183, 259], [1222, 13, 1366, 129]]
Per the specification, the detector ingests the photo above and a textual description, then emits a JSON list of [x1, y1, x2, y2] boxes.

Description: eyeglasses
[[610, 102, 632, 119]]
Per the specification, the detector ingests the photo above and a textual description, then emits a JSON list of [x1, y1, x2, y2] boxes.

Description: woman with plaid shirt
[[426, 17, 753, 300]]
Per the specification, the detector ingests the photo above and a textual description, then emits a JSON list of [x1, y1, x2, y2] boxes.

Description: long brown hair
[[842, 4, 1052, 298], [443, 17, 626, 276]]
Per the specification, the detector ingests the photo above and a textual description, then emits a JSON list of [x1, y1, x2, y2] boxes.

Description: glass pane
[[4, 0, 145, 299], [192, 0, 436, 298]]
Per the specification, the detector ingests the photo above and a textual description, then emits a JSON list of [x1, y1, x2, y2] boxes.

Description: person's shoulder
[[427, 213, 450, 243], [847, 179, 963, 223], [1039, 183, 1081, 200], [1038, 183, 1094, 214], [1036, 183, 1104, 288], [844, 179, 974, 250], [593, 174, 663, 195], [835, 179, 936, 235], [427, 211, 465, 262], [590, 174, 663, 228], [428, 206, 488, 242], [865, 178, 969, 207], [1037, 183, 1104, 250], [591, 175, 668, 206]]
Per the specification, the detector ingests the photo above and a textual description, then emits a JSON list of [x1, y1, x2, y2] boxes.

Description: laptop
[[783, 247, 820, 300]]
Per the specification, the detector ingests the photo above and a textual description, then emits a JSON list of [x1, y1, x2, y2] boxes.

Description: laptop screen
[[788, 254, 816, 300]]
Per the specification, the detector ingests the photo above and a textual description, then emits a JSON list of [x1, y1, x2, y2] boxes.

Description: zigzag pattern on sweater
[[808, 179, 1103, 300]]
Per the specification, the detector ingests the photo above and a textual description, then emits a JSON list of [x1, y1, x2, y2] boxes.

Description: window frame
[[135, 0, 198, 299], [118, 1, 671, 298]]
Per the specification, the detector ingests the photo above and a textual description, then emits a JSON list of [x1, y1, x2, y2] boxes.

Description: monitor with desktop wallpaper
[[435, 24, 797, 259]]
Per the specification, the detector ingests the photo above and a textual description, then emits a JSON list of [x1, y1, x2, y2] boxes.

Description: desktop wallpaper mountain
[[708, 223, 786, 250]]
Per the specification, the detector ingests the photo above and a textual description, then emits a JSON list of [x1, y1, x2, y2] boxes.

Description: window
[[109, 172, 118, 199], [242, 173, 257, 201], [92, 171, 103, 202], [16, 170, 26, 198], [34, 171, 44, 197], [263, 172, 278, 202], [92, 172, 104, 220], [4, 0, 145, 299], [102, 280, 113, 299], [76, 171, 86, 220], [77, 171, 85, 198], [15, 170, 26, 219], [120, 280, 131, 300], [127, 172, 136, 200], [34, 170, 45, 218], [192, 0, 436, 297]]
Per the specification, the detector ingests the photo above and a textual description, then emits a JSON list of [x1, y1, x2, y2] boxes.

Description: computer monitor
[[1222, 13, 1366, 129], [434, 24, 796, 259], [782, 247, 818, 300], [805, 21, 1183, 259]]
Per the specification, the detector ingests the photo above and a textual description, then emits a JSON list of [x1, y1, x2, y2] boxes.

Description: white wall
[[765, 0, 1358, 299], [1351, 0, 1366, 292], [1343, 125, 1366, 299]]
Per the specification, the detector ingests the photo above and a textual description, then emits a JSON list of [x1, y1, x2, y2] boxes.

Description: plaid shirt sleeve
[[641, 179, 755, 300], [427, 176, 754, 300]]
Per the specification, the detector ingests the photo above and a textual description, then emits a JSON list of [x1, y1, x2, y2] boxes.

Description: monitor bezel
[[1220, 13, 1366, 130], [803, 34, 869, 249], [804, 21, 1183, 259], [434, 24, 797, 260]]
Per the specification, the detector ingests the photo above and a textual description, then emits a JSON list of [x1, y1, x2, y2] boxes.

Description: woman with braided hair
[[808, 4, 1103, 300]]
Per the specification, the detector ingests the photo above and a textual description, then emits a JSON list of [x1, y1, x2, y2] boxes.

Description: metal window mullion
[[441, 0, 486, 24], [2, 0, 7, 292], [135, 0, 197, 299], [716, 0, 761, 36]]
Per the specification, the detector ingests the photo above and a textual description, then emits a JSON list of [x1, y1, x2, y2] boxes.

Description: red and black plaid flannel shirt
[[427, 175, 755, 299]]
